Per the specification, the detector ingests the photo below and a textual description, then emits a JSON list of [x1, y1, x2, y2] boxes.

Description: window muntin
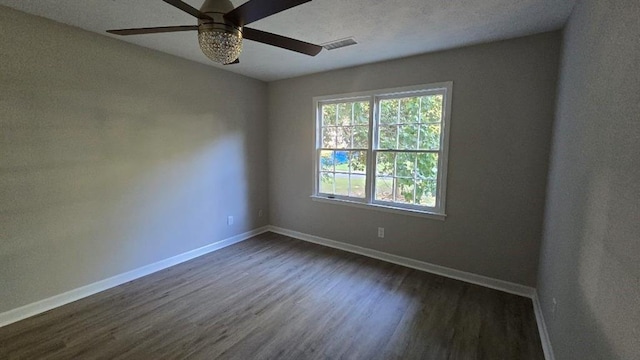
[[314, 83, 451, 216]]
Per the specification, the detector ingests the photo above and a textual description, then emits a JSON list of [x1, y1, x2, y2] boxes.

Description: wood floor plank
[[0, 232, 544, 359]]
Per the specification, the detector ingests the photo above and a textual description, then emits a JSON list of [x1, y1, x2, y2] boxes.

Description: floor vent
[[322, 37, 358, 50]]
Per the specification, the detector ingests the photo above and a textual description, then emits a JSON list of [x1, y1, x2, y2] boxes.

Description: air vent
[[322, 37, 357, 50]]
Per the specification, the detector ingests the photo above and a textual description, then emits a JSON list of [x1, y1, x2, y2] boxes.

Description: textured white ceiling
[[0, 0, 575, 81]]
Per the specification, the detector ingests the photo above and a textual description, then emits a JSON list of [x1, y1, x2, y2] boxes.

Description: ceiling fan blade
[[225, 0, 311, 26], [225, 59, 240, 65], [243, 27, 322, 56], [162, 0, 213, 20], [107, 25, 199, 36]]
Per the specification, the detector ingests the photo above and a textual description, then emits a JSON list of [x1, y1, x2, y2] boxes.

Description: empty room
[[0, 0, 637, 359]]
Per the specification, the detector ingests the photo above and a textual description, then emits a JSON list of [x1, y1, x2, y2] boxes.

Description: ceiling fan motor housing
[[197, 0, 243, 64]]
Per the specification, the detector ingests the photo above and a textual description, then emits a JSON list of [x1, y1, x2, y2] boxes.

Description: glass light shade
[[198, 28, 242, 65]]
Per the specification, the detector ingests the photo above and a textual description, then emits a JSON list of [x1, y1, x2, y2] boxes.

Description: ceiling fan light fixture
[[198, 25, 243, 65], [107, 0, 323, 64]]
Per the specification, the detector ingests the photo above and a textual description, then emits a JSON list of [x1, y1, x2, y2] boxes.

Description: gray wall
[[0, 7, 268, 313], [268, 32, 561, 287], [537, 0, 640, 358]]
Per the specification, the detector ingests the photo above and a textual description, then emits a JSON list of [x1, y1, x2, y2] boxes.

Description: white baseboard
[[532, 290, 555, 360], [267, 226, 535, 298], [0, 226, 269, 328], [1, 225, 553, 360]]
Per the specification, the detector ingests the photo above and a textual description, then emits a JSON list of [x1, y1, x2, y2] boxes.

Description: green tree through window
[[375, 95, 442, 207]]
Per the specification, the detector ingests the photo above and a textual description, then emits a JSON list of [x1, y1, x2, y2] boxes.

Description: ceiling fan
[[107, 0, 323, 65]]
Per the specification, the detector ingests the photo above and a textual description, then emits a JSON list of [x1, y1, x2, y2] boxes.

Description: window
[[313, 82, 452, 218]]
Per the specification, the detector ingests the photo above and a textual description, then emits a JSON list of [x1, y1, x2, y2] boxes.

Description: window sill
[[310, 195, 446, 221]]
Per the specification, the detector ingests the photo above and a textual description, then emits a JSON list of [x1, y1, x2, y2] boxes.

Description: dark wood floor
[[0, 232, 544, 360]]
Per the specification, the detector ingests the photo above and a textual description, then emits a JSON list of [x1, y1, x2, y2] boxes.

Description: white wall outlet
[[378, 227, 385, 238], [258, 209, 263, 218], [227, 216, 234, 226]]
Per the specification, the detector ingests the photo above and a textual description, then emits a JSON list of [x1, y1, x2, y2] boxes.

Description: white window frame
[[312, 82, 452, 220]]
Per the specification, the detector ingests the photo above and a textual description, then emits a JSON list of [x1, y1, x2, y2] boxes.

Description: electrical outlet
[[378, 227, 385, 238], [258, 209, 263, 218], [227, 216, 234, 226], [552, 298, 557, 314]]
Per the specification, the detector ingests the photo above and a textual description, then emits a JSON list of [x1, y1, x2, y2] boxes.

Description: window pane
[[396, 152, 416, 178], [322, 104, 337, 126], [376, 152, 395, 175], [337, 103, 352, 126], [395, 178, 415, 204], [334, 151, 349, 172], [378, 125, 397, 149], [398, 124, 419, 150], [334, 173, 349, 196], [420, 95, 443, 123], [416, 153, 439, 180], [399, 97, 420, 123], [353, 102, 370, 125], [320, 150, 334, 171], [319, 172, 335, 194], [419, 124, 441, 150], [375, 176, 393, 201], [353, 125, 369, 148], [350, 151, 367, 174], [318, 100, 372, 200], [322, 127, 336, 148], [380, 99, 399, 124], [349, 174, 366, 198], [336, 126, 352, 148], [416, 179, 437, 207]]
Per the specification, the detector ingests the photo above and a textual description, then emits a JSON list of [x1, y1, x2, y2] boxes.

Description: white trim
[[268, 225, 556, 358], [312, 82, 453, 218], [267, 226, 534, 298], [1, 225, 553, 360], [310, 195, 446, 220], [0, 226, 269, 328], [312, 83, 454, 103], [532, 290, 556, 360]]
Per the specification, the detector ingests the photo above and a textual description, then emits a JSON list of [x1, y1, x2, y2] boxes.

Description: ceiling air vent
[[322, 37, 357, 50]]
